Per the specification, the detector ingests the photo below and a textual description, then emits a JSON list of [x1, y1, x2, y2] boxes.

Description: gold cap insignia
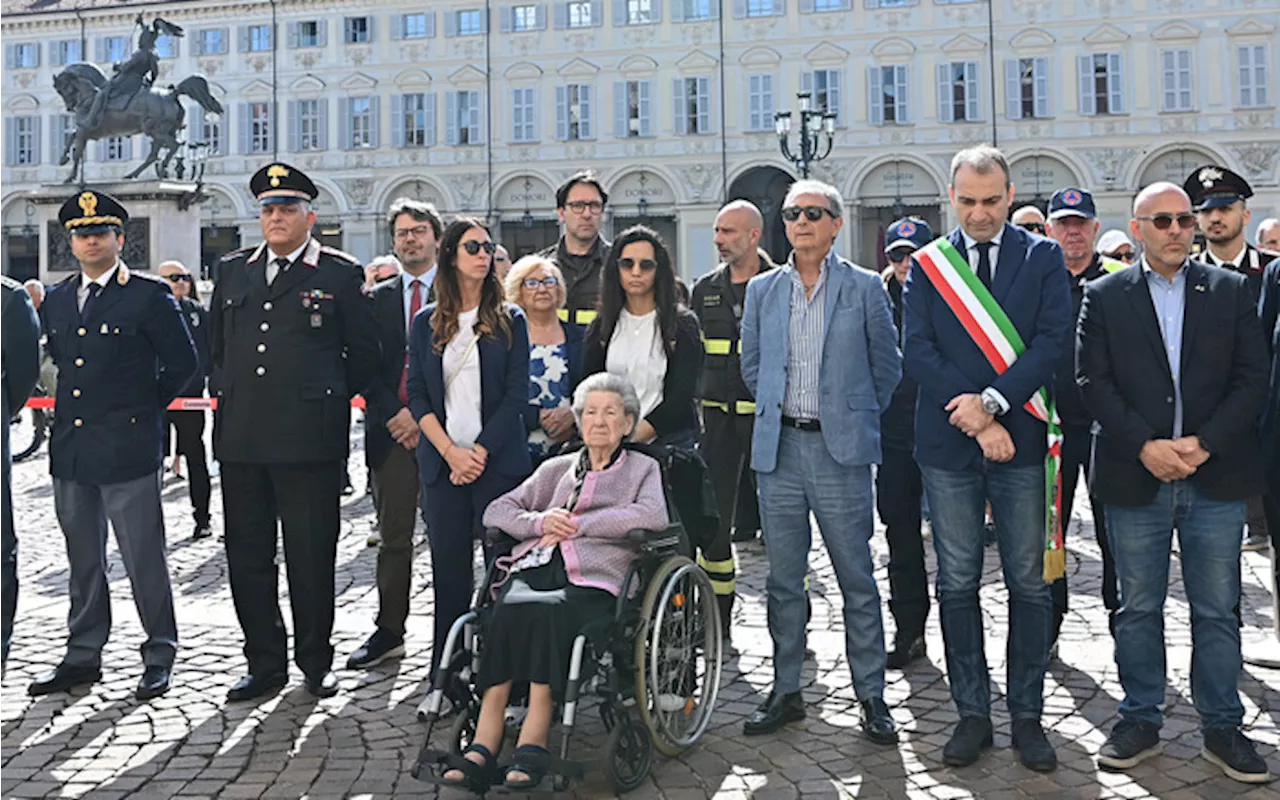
[[1199, 167, 1223, 188], [78, 192, 98, 218], [267, 164, 289, 188]]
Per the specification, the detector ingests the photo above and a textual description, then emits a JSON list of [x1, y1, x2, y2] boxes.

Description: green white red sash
[[914, 237, 1065, 582]]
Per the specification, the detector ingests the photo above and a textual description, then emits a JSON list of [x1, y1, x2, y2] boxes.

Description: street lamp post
[[774, 91, 837, 179]]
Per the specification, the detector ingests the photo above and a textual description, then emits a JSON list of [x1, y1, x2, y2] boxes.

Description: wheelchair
[[411, 445, 723, 795]]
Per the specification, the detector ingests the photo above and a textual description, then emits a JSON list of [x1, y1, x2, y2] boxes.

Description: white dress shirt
[[77, 262, 119, 311], [960, 227, 1004, 280], [606, 309, 667, 434]]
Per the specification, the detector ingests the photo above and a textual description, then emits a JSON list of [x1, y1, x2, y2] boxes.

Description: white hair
[[366, 254, 402, 271], [783, 179, 844, 219], [1257, 217, 1280, 246]]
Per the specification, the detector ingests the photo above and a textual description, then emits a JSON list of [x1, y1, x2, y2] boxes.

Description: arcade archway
[[728, 165, 793, 265]]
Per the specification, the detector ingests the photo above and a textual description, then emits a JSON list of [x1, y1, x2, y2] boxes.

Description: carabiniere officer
[[211, 163, 380, 702]]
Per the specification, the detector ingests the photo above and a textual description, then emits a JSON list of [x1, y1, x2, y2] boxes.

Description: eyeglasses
[[1018, 222, 1046, 234], [887, 249, 915, 263], [618, 257, 658, 271], [394, 225, 434, 240], [1107, 250, 1136, 263], [461, 240, 497, 256], [166, 274, 192, 283], [1136, 213, 1196, 231], [565, 200, 605, 215], [522, 276, 560, 290], [781, 205, 835, 223]]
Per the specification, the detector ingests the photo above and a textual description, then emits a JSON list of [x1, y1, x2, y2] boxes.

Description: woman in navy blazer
[[405, 217, 532, 687]]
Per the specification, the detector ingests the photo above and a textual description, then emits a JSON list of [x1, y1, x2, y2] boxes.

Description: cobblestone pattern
[[2, 426, 1278, 799]]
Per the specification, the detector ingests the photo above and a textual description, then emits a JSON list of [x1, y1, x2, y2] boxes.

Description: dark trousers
[[221, 461, 341, 678], [1051, 425, 1117, 642], [2, 405, 16, 667], [875, 445, 930, 645], [371, 444, 421, 638], [421, 469, 523, 678], [699, 407, 754, 625], [166, 410, 211, 527]]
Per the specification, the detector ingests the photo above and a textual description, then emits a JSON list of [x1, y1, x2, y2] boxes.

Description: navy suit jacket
[[405, 302, 532, 486], [1256, 259, 1279, 471], [902, 223, 1073, 471]]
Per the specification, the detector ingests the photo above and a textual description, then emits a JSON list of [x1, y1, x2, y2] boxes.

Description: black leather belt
[[780, 414, 821, 432]]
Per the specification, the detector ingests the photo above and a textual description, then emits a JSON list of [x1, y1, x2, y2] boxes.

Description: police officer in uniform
[[211, 163, 380, 701], [30, 191, 197, 700], [537, 171, 611, 329], [692, 201, 776, 638], [0, 270, 40, 680]]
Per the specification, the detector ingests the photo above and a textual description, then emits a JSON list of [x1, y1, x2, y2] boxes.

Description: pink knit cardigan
[[482, 449, 668, 597]]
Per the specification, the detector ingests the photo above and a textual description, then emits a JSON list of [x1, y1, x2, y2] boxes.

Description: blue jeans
[[921, 462, 1051, 721], [1106, 482, 1245, 730], [757, 427, 885, 699]]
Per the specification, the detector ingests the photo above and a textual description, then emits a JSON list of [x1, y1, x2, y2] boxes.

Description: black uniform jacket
[[538, 236, 609, 328], [690, 251, 776, 413], [210, 238, 380, 464]]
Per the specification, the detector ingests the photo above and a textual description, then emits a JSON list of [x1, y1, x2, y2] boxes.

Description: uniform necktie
[[397, 279, 424, 405], [973, 242, 993, 289], [266, 256, 289, 286], [80, 282, 103, 320]]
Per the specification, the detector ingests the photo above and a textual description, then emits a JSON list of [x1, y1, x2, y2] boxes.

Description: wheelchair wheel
[[605, 713, 653, 793], [634, 555, 722, 756]]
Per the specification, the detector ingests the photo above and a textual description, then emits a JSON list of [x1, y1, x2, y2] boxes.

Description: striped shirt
[[782, 249, 837, 419]]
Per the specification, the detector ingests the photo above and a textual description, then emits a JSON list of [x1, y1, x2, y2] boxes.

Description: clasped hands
[[386, 408, 420, 449], [1139, 436, 1209, 482], [537, 508, 578, 548], [946, 393, 1014, 463], [445, 442, 488, 485], [540, 407, 576, 444]]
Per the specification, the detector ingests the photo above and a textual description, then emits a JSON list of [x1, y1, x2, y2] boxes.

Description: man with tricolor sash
[[902, 146, 1073, 773]]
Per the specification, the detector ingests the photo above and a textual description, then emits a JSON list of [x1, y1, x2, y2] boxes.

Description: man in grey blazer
[[740, 179, 902, 741]]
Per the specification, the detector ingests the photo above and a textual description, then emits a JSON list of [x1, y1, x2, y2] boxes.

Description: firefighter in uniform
[[537, 171, 611, 329], [211, 163, 380, 702], [692, 201, 776, 638]]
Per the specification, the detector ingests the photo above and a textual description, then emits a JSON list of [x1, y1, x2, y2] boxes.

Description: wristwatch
[[980, 388, 1004, 416]]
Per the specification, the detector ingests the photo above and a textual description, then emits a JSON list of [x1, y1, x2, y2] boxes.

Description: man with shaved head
[[1077, 181, 1270, 782], [691, 199, 776, 640]]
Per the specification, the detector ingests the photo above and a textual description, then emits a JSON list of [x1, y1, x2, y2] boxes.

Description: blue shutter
[[897, 66, 909, 123], [614, 81, 627, 136], [1077, 55, 1095, 115], [613, 0, 628, 25], [468, 91, 482, 143], [1033, 57, 1049, 118], [590, 0, 604, 25], [288, 100, 299, 150], [827, 69, 842, 125], [318, 98, 329, 150], [698, 76, 711, 133], [556, 86, 568, 140], [369, 95, 380, 148], [651, 0, 663, 22], [392, 14, 405, 40], [670, 0, 685, 21], [869, 66, 884, 125], [732, 0, 747, 18], [800, 0, 814, 12], [425, 92, 437, 145], [237, 102, 250, 153], [535, 5, 547, 28], [443, 11, 458, 36], [3, 119, 14, 167], [672, 77, 687, 134], [391, 94, 405, 146], [964, 61, 979, 121], [445, 92, 458, 144], [580, 84, 593, 138], [553, 3, 568, 28], [1108, 52, 1124, 113], [288, 22, 299, 48], [366, 16, 375, 42], [318, 20, 328, 47], [936, 62, 952, 123], [500, 5, 514, 32], [338, 98, 351, 149], [638, 80, 652, 136], [1004, 58, 1020, 120]]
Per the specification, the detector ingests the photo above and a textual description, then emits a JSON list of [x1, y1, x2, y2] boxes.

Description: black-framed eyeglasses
[[1136, 213, 1196, 231], [618, 257, 658, 271], [522, 276, 560, 290], [394, 225, 434, 241], [887, 249, 915, 263], [1018, 222, 1046, 234], [1107, 250, 1136, 262], [565, 200, 605, 215], [166, 274, 192, 283], [461, 240, 497, 256], [781, 205, 835, 223]]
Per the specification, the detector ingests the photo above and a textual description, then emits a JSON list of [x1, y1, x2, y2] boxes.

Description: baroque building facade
[[1, 0, 1277, 280]]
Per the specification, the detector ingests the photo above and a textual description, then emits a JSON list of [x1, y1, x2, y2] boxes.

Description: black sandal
[[503, 743, 551, 789], [441, 743, 497, 793]]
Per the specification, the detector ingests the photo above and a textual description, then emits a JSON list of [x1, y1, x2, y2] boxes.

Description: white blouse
[[606, 309, 667, 430], [443, 307, 482, 449]]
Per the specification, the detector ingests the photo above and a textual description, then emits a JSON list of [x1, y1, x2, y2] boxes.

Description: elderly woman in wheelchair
[[438, 371, 667, 792]]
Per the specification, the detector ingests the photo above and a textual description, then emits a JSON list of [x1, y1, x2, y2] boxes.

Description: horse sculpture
[[52, 17, 223, 184]]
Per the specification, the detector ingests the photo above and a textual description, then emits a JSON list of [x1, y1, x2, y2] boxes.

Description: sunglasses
[[1136, 213, 1196, 231], [781, 205, 835, 223], [1018, 222, 1046, 234], [618, 257, 658, 271], [166, 274, 192, 283], [522, 276, 560, 290], [1107, 251, 1136, 262], [461, 240, 497, 256], [887, 249, 915, 263]]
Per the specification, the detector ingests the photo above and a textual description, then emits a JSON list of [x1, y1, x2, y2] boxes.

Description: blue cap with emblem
[[1183, 165, 1252, 211], [1048, 187, 1096, 220], [58, 190, 128, 235], [884, 217, 933, 253]]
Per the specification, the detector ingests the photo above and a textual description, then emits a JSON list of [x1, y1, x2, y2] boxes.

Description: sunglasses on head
[[523, 276, 560, 289], [781, 205, 835, 223], [166, 274, 192, 283], [1019, 222, 1046, 234], [1136, 213, 1196, 231], [618, 257, 658, 271], [461, 240, 497, 256], [887, 248, 915, 263]]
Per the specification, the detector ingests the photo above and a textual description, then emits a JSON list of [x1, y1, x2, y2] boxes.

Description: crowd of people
[[1, 142, 1278, 787]]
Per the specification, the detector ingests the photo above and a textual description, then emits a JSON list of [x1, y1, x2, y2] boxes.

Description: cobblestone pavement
[[3, 423, 1279, 799]]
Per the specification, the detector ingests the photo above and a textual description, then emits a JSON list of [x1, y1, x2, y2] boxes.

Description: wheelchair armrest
[[484, 527, 520, 560], [635, 523, 683, 552]]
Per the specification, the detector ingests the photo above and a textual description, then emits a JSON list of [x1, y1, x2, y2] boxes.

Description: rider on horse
[[83, 16, 181, 130]]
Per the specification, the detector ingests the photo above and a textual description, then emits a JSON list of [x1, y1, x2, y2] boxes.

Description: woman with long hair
[[405, 218, 531, 697], [584, 225, 702, 446]]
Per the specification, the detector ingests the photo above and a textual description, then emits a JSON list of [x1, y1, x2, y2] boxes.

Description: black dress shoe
[[28, 663, 102, 696], [1011, 719, 1058, 772], [226, 672, 287, 702], [135, 665, 171, 700], [346, 629, 406, 670], [885, 636, 926, 670], [743, 691, 805, 736], [305, 670, 339, 698], [942, 716, 994, 767], [860, 698, 899, 744]]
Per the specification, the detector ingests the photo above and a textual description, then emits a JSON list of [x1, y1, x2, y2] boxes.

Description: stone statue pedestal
[[25, 181, 204, 281]]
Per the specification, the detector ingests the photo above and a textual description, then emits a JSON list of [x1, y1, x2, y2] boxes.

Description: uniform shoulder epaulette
[[131, 270, 168, 285], [690, 267, 722, 294], [53, 272, 80, 289], [319, 244, 360, 265], [0, 274, 21, 291], [219, 245, 256, 262]]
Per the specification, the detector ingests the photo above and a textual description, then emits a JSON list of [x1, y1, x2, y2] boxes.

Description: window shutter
[[613, 0, 628, 25], [237, 26, 249, 52], [554, 3, 568, 28], [936, 63, 952, 122], [339, 98, 352, 149], [670, 0, 685, 21], [425, 93, 437, 145], [480, 9, 490, 32], [444, 11, 458, 36], [771, 0, 784, 13], [288, 23, 300, 49], [748, 74, 760, 129], [800, 0, 815, 12], [500, 6, 514, 32], [237, 102, 250, 153], [1161, 50, 1175, 111], [317, 98, 329, 150], [49, 115, 63, 163], [288, 100, 299, 150], [580, 85, 593, 138], [391, 94, 405, 146], [392, 14, 405, 40], [638, 80, 652, 136], [534, 6, 547, 28], [1108, 52, 1124, 114], [465, 91, 480, 143], [828, 70, 842, 125], [426, 12, 437, 36], [96, 138, 106, 165], [446, 92, 458, 144], [865, 0, 880, 8], [869, 66, 884, 125], [696, 76, 711, 133], [732, 0, 747, 18], [556, 85, 569, 140], [1033, 57, 1048, 118], [673, 77, 687, 134], [29, 116, 41, 164], [369, 95, 381, 147], [366, 17, 376, 42], [651, 0, 663, 22], [123, 136, 133, 161], [317, 20, 328, 47], [964, 61, 979, 121], [1077, 55, 1095, 115], [1179, 49, 1191, 109], [1004, 58, 1020, 120], [3, 119, 14, 167], [343, 18, 354, 43], [590, 0, 604, 25], [614, 81, 627, 136]]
